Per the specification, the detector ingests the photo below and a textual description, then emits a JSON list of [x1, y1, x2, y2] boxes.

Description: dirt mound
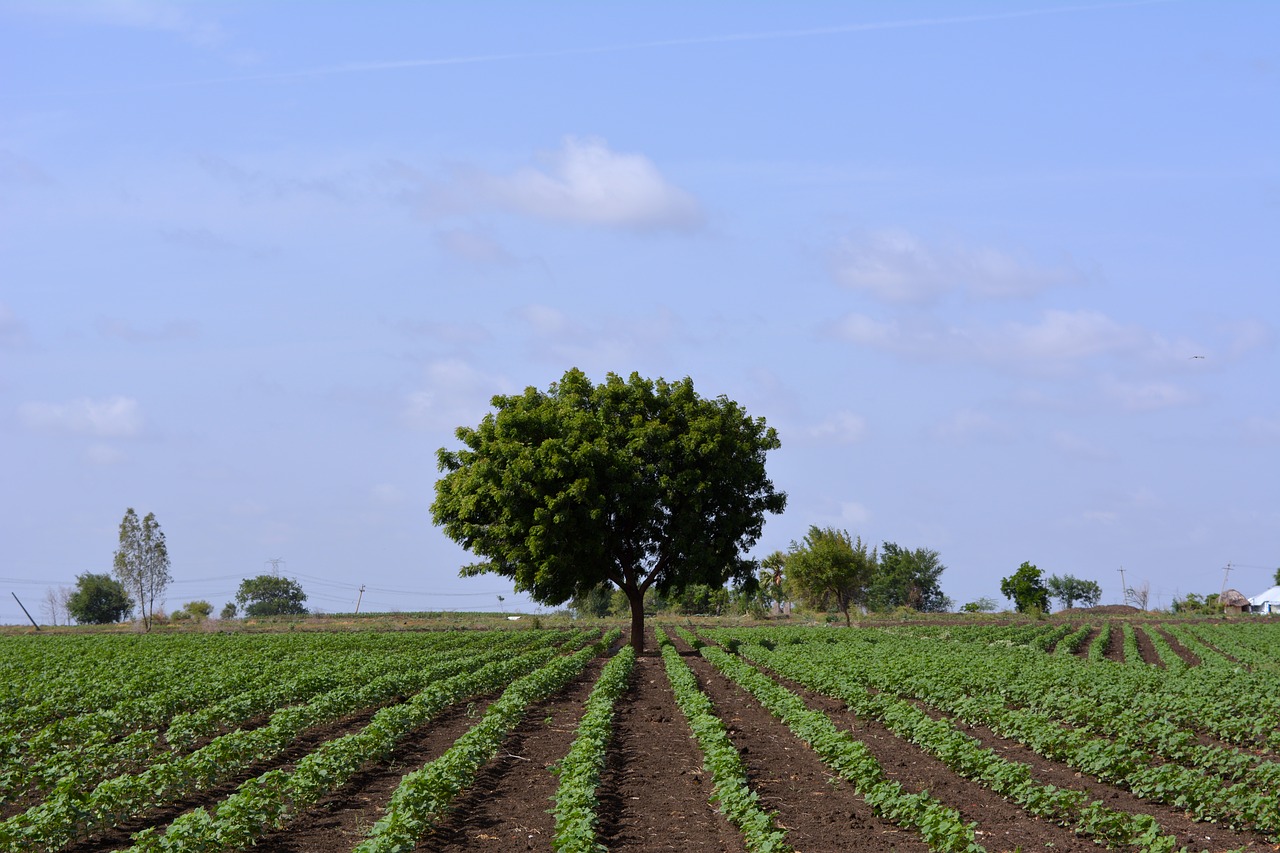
[[1057, 604, 1142, 615]]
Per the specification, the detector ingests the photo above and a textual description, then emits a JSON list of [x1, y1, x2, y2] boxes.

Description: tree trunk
[[626, 587, 646, 654]]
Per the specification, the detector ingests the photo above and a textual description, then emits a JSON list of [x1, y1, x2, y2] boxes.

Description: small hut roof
[[1220, 589, 1250, 607]]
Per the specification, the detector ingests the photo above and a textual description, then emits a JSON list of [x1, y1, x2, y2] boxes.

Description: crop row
[[674, 627, 985, 853], [723, 636, 1189, 851], [714, 626, 1280, 842], [551, 643, 636, 853], [655, 627, 792, 853], [353, 629, 620, 853], [0, 630, 590, 852], [124, 630, 607, 852]]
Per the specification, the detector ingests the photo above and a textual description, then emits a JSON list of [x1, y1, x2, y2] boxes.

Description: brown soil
[[1154, 626, 1201, 666], [675, 631, 1096, 853], [417, 658, 605, 851], [243, 695, 501, 852], [1132, 625, 1166, 667], [1072, 626, 1099, 656], [1102, 624, 1126, 662], [672, 634, 1063, 853], [595, 645, 749, 852], [941, 713, 1275, 851]]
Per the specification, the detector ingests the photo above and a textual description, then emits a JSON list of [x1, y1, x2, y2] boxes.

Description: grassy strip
[[353, 630, 619, 853], [654, 628, 791, 853], [694, 640, 983, 853], [550, 644, 636, 853]]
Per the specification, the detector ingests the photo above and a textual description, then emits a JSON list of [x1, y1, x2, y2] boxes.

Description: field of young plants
[[1, 617, 1278, 852]]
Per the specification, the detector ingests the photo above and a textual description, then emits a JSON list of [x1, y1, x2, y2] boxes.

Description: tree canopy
[[868, 543, 951, 612], [1000, 561, 1050, 614], [431, 368, 786, 652], [235, 575, 309, 617], [784, 526, 876, 626], [112, 508, 171, 631], [1045, 574, 1102, 610], [66, 572, 133, 625]]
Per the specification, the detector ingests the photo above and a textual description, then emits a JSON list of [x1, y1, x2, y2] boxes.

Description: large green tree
[[1000, 561, 1050, 614], [431, 368, 786, 652], [785, 526, 876, 626], [1045, 574, 1102, 610], [112, 508, 171, 631], [66, 572, 133, 624], [235, 575, 309, 617], [868, 543, 951, 612]]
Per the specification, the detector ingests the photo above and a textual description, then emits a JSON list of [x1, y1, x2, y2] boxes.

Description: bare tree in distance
[[1126, 580, 1151, 611]]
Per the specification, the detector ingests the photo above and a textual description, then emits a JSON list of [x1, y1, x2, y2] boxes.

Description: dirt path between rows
[[673, 630, 1094, 853], [1153, 626, 1201, 666], [1132, 625, 1166, 666], [417, 658, 605, 851], [596, 639, 748, 853]]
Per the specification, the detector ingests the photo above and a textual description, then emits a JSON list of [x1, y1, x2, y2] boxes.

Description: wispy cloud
[[11, 0, 223, 47], [516, 303, 684, 367], [808, 412, 868, 444], [1101, 377, 1198, 411], [419, 138, 702, 231], [40, 1, 1168, 95], [402, 359, 512, 432], [18, 396, 143, 437], [830, 229, 1084, 304], [830, 308, 1182, 372]]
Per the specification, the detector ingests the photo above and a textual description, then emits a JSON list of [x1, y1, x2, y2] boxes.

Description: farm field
[[1, 619, 1278, 852]]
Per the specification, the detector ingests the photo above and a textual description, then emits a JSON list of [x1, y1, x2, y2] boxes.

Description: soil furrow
[[242, 694, 503, 853], [418, 657, 606, 852], [595, 637, 748, 853]]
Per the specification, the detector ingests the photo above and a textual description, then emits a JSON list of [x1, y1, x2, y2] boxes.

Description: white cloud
[[830, 308, 1162, 373], [19, 396, 143, 437], [840, 502, 871, 526], [20, 0, 224, 46], [995, 309, 1139, 362], [808, 412, 867, 444], [831, 230, 1081, 304], [490, 137, 701, 229], [403, 359, 512, 431], [86, 443, 125, 466], [421, 138, 702, 231]]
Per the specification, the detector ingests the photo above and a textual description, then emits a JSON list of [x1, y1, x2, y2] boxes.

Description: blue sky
[[2, 1, 1277, 621]]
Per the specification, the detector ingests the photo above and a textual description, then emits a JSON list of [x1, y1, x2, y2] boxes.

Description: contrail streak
[[8, 0, 1174, 98]]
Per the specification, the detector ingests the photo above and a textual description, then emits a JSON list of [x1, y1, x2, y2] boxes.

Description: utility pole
[[1220, 562, 1232, 594], [11, 592, 39, 630], [354, 584, 365, 614], [265, 558, 285, 576], [1118, 566, 1127, 605]]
